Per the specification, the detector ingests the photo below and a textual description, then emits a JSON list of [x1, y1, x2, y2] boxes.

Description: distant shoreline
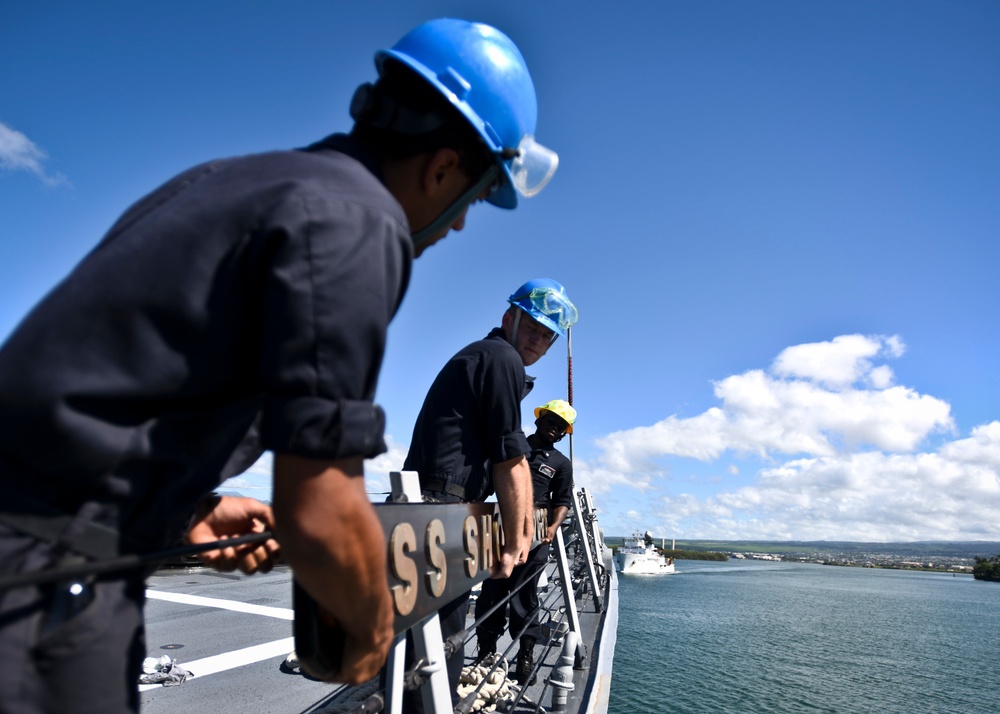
[[604, 537, 997, 571]]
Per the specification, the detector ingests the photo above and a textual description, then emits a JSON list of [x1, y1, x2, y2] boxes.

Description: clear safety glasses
[[526, 286, 578, 332], [509, 135, 559, 198]]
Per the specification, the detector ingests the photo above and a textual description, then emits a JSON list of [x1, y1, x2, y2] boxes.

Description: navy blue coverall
[[400, 327, 534, 709], [0, 134, 411, 713]]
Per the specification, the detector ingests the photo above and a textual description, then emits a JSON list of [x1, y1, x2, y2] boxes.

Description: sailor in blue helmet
[[363, 19, 558, 251], [0, 18, 557, 711], [402, 278, 578, 709]]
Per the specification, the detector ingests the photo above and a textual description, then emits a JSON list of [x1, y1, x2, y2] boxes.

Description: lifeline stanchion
[[0, 530, 275, 592]]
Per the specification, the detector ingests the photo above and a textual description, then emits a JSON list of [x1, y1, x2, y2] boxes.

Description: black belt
[[0, 490, 132, 561], [419, 479, 470, 501]]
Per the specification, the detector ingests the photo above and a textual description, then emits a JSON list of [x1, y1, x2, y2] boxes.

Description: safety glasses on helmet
[[509, 135, 558, 199], [521, 286, 578, 334]]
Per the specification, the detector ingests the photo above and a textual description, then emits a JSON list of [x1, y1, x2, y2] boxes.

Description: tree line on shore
[[661, 548, 728, 562], [605, 539, 728, 561], [973, 555, 1000, 581]]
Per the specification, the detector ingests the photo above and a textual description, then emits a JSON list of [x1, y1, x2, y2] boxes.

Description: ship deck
[[140, 548, 617, 713]]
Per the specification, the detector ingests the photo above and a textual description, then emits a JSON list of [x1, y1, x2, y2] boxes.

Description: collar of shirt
[[300, 133, 387, 186]]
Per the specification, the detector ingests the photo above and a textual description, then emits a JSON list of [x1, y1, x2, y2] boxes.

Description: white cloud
[[867, 364, 895, 389], [661, 435, 1000, 541], [363, 435, 410, 498], [0, 122, 68, 186], [595, 334, 953, 474], [772, 334, 903, 388], [573, 455, 655, 494], [219, 477, 253, 489], [587, 334, 1000, 540], [217, 436, 408, 502], [220, 451, 272, 497], [217, 334, 997, 541], [940, 422, 1000, 467]]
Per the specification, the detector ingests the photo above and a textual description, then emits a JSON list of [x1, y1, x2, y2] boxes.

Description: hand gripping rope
[[0, 531, 275, 593]]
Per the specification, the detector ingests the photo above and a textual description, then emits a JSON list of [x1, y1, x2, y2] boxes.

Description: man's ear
[[500, 308, 514, 335], [421, 148, 462, 196], [500, 306, 517, 342]]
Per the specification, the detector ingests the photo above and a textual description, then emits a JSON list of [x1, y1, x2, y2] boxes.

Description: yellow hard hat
[[534, 399, 576, 434]]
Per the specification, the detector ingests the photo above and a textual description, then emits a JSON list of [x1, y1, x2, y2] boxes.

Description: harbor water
[[608, 558, 1000, 713]]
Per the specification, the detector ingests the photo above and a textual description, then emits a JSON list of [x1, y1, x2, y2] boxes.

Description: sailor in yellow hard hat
[[475, 397, 577, 685], [534, 399, 576, 436]]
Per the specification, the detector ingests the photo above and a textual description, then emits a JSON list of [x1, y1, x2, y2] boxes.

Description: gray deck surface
[[141, 550, 615, 713]]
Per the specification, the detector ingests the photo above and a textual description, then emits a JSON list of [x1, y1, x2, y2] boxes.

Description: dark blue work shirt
[[527, 442, 573, 511], [403, 328, 532, 502], [0, 134, 412, 549]]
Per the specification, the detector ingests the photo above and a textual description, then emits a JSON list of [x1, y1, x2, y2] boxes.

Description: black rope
[[466, 585, 568, 713], [454, 544, 583, 712], [0, 531, 275, 592], [345, 692, 385, 714]]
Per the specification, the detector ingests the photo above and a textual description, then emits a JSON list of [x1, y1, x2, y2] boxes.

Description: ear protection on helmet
[[349, 82, 444, 135]]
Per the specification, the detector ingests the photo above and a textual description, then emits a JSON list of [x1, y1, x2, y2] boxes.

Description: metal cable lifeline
[[0, 531, 275, 593], [457, 498, 606, 711], [328, 495, 608, 714], [454, 585, 570, 714], [398, 557, 549, 700]]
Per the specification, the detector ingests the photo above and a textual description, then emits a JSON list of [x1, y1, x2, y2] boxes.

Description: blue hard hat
[[508, 278, 579, 338], [376, 19, 557, 209]]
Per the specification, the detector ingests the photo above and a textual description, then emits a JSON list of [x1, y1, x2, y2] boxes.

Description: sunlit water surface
[[608, 559, 1000, 713]]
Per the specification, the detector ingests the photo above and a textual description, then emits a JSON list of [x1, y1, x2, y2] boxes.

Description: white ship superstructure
[[614, 531, 676, 575]]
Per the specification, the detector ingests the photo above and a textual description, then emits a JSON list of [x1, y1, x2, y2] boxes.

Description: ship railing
[[567, 487, 605, 613], [355, 472, 608, 714]]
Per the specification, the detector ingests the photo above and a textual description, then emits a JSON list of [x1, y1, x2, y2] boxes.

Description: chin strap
[[411, 165, 500, 250], [508, 308, 561, 351], [509, 309, 522, 349]]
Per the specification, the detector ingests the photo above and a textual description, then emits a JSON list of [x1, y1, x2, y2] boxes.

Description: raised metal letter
[[389, 523, 418, 616], [463, 516, 479, 577], [425, 519, 447, 598]]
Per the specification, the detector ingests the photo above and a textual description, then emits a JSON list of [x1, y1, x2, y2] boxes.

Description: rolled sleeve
[[493, 430, 530, 465], [261, 396, 386, 459], [550, 459, 574, 510], [482, 348, 530, 465], [256, 182, 410, 461]]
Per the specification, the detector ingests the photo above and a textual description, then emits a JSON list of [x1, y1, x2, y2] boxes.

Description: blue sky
[[3, 1, 998, 541]]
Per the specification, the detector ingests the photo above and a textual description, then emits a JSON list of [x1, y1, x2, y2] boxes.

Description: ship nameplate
[[374, 502, 549, 633]]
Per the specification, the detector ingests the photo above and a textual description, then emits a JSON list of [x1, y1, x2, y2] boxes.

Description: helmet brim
[[513, 303, 565, 338]]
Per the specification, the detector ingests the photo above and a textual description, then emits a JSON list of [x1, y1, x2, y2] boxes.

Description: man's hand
[[490, 455, 533, 579], [542, 506, 570, 544], [494, 544, 521, 579], [273, 454, 394, 685], [186, 495, 281, 574]]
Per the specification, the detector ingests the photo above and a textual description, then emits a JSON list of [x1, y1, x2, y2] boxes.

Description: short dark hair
[[351, 60, 494, 178]]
